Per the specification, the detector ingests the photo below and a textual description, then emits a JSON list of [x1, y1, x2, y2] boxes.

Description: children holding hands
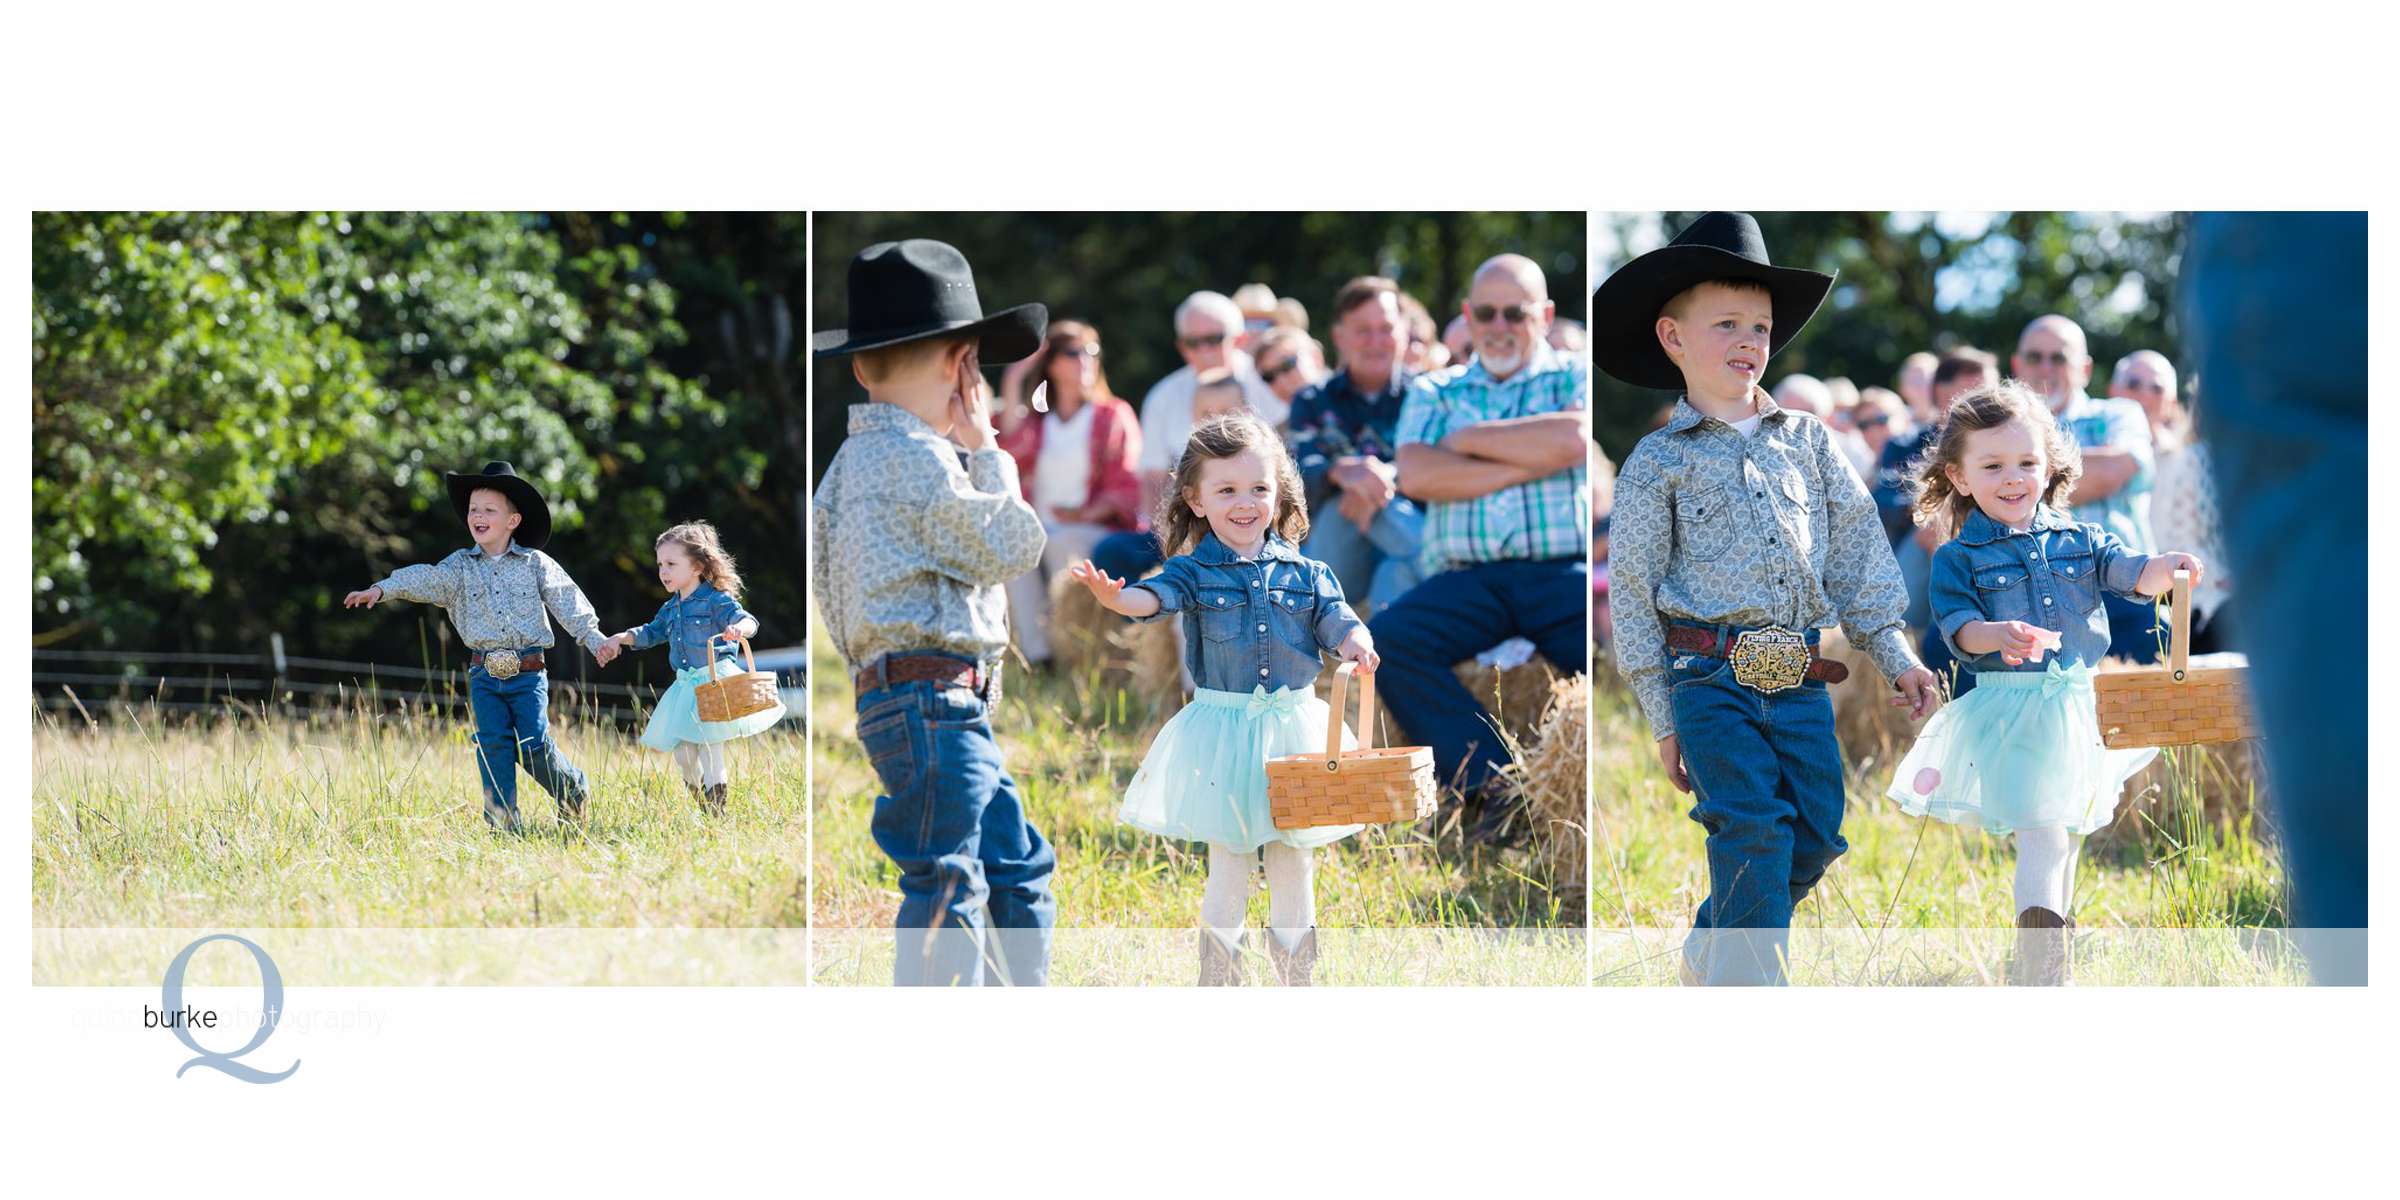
[[1884, 380, 2205, 984], [343, 461, 616, 832], [1071, 412, 1379, 986], [1598, 213, 1940, 985]]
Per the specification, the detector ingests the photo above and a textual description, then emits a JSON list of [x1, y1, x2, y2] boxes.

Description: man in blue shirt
[[1287, 276, 1424, 615], [2014, 314, 2163, 663]]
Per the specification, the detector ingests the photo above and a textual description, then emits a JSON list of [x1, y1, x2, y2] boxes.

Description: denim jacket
[[1932, 505, 2155, 672], [629, 581, 757, 672], [1132, 532, 1363, 693]]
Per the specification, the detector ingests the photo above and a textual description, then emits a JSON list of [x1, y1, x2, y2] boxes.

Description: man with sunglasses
[[2015, 314, 2162, 663], [1371, 254, 1591, 846], [1287, 276, 1427, 615]]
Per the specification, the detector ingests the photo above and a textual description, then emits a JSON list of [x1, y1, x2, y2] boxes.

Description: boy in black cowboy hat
[[344, 461, 619, 832], [810, 239, 1057, 987], [1597, 213, 1940, 985]]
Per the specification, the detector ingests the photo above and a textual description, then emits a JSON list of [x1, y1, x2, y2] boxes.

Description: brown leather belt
[[1666, 625, 1848, 684], [470, 650, 547, 675], [854, 654, 997, 701]]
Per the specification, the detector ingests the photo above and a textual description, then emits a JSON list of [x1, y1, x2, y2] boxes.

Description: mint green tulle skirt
[[1120, 685, 1366, 851], [1884, 662, 2157, 835], [638, 659, 789, 750]]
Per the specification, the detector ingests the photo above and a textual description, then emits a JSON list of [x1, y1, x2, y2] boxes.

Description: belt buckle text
[[483, 648, 522, 680], [1729, 627, 1809, 694]]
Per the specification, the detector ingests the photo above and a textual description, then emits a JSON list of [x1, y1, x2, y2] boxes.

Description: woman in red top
[[999, 320, 1147, 665]]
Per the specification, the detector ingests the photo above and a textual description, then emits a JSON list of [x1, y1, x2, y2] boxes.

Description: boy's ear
[[1654, 314, 1682, 361], [851, 358, 870, 390]]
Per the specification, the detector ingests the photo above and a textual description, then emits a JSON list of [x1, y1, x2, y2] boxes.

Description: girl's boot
[[1197, 931, 1246, 986], [1269, 928, 1318, 986], [702, 783, 728, 816], [2011, 906, 2073, 986]]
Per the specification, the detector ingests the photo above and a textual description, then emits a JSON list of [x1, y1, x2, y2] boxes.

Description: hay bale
[[1494, 674, 1590, 914], [1821, 627, 1915, 766], [1042, 568, 1186, 718], [1449, 657, 1564, 745]]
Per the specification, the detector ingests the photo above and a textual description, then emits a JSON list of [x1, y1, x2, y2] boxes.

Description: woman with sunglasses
[[997, 320, 1148, 667]]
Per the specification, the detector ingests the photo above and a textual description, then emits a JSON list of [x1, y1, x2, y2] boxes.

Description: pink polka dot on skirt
[[1913, 767, 1943, 796]]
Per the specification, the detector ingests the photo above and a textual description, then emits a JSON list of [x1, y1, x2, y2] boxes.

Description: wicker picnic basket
[[2093, 569, 2257, 748], [1266, 662, 1437, 830], [693, 635, 780, 723]]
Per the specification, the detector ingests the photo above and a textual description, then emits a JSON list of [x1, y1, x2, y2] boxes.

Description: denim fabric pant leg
[[1306, 496, 1426, 616], [468, 667, 587, 828], [1303, 497, 1381, 608], [1363, 499, 1425, 613], [1670, 657, 1846, 986], [2102, 591, 2164, 665], [1088, 530, 1163, 583], [2185, 211, 2367, 981], [1368, 558, 1590, 801], [857, 679, 1057, 987]]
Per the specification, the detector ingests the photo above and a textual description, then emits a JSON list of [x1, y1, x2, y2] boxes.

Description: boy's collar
[[1665, 386, 1781, 435], [1956, 504, 2075, 545], [474, 539, 530, 559], [849, 401, 943, 438], [1190, 530, 1302, 565]]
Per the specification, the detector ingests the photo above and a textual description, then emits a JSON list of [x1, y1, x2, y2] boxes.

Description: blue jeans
[[467, 663, 588, 828], [2102, 591, 2164, 665], [1089, 530, 1163, 583], [1367, 557, 1589, 803], [855, 667, 1057, 986], [2184, 211, 2367, 982], [1667, 629, 1847, 986], [1303, 495, 1425, 615]]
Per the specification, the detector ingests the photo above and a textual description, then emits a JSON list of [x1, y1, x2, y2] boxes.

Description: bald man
[[2015, 313, 2162, 662], [1373, 252, 1592, 846], [2109, 349, 2182, 441]]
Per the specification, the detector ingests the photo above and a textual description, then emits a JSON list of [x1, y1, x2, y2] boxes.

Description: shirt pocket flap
[[1972, 566, 2022, 591]]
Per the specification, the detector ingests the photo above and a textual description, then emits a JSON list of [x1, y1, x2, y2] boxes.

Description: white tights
[[673, 743, 727, 789], [1199, 842, 1316, 952], [2014, 825, 2077, 916]]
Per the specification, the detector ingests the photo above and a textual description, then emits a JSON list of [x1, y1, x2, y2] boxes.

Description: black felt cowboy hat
[[811, 239, 1047, 362], [446, 461, 552, 550], [1590, 211, 1836, 391]]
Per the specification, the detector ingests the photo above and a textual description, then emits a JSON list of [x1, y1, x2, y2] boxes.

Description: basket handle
[[1322, 661, 1377, 762], [708, 632, 757, 673], [2167, 568, 2191, 682]]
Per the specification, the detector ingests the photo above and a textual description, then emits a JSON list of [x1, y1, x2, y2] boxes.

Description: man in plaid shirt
[[1368, 254, 1591, 846]]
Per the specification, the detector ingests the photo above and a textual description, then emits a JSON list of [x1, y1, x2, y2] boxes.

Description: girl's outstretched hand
[[1338, 628, 1380, 674], [1069, 559, 1127, 610], [343, 586, 383, 609]]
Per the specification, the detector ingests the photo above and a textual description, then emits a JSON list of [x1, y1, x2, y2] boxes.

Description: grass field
[[32, 697, 809, 937], [1589, 669, 2302, 985], [810, 619, 1586, 986]]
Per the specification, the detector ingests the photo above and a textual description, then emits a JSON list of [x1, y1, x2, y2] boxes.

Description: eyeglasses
[[1053, 344, 1100, 360], [1858, 415, 1892, 430], [1259, 357, 1300, 383], [1179, 332, 1229, 350], [1470, 303, 1542, 325], [2019, 349, 2073, 367]]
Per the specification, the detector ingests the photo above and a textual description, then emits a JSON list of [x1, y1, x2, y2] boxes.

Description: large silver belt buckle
[[482, 648, 522, 680], [1729, 626, 1809, 693]]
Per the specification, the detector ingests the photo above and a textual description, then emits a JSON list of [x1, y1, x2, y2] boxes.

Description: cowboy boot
[[1268, 928, 1319, 987], [2011, 906, 2073, 986], [1197, 931, 1246, 987], [702, 783, 729, 817]]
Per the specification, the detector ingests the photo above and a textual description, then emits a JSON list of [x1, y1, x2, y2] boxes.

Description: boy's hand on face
[[949, 347, 995, 450], [1657, 733, 1690, 793], [1891, 666, 1942, 720], [343, 586, 383, 609], [1338, 629, 1379, 674]]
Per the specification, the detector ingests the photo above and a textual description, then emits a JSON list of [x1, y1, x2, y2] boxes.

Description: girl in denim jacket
[[1071, 414, 1380, 985], [608, 522, 787, 815], [1885, 383, 2204, 983]]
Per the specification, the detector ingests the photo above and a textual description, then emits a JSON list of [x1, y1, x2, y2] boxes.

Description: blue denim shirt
[[1132, 532, 1363, 693], [629, 582, 758, 672], [1932, 506, 2155, 673]]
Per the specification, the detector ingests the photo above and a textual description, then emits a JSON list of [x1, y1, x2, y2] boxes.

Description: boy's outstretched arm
[[534, 552, 612, 656], [358, 559, 463, 609]]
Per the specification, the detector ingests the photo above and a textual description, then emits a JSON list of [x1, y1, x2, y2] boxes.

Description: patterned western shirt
[[1395, 343, 1591, 575], [1130, 531, 1363, 693], [1611, 390, 1920, 739], [628, 581, 759, 672], [1932, 505, 2155, 672], [2055, 391, 2156, 555], [376, 542, 610, 655], [1286, 366, 1414, 512], [811, 401, 1048, 673]]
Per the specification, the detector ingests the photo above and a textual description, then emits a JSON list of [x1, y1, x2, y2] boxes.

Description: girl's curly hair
[[1908, 378, 2083, 540], [657, 520, 745, 600], [1154, 412, 1310, 556]]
